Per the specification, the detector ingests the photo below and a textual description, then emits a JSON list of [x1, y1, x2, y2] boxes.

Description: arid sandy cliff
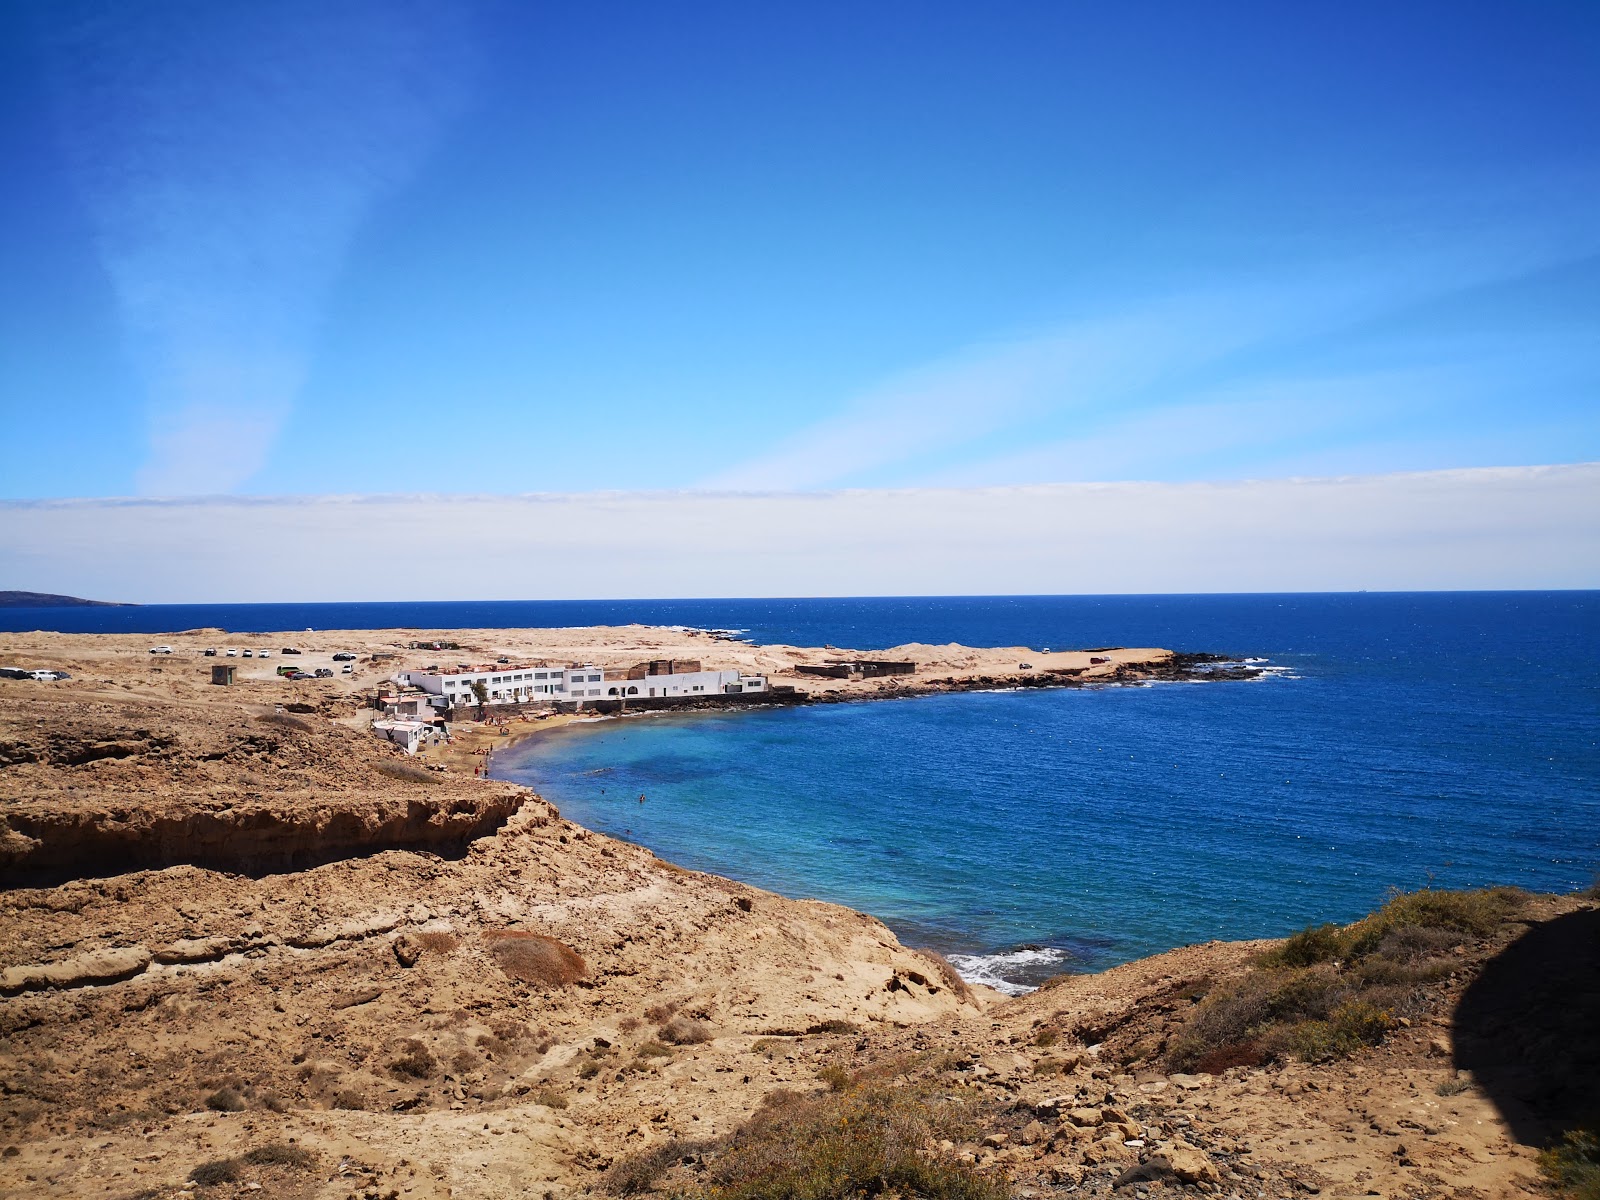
[[0, 629, 1592, 1200]]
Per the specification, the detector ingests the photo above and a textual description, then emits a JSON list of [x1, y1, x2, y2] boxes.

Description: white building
[[602, 668, 767, 699], [397, 663, 614, 707], [373, 718, 431, 754], [395, 662, 767, 707]]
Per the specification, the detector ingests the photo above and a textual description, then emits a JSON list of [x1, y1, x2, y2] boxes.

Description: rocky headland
[[0, 628, 1592, 1200]]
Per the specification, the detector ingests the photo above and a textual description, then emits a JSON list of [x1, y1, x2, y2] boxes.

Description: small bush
[[671, 1065, 1006, 1200], [484, 931, 588, 985], [1259, 923, 1344, 968], [636, 1041, 673, 1059], [817, 1064, 854, 1092], [576, 1060, 602, 1080], [256, 713, 310, 733], [751, 1038, 781, 1057], [1169, 887, 1522, 1073], [1436, 1075, 1473, 1097], [376, 760, 438, 785], [241, 1142, 315, 1169], [414, 930, 460, 954], [203, 1087, 245, 1113], [1191, 1040, 1266, 1075], [603, 1138, 714, 1196], [618, 1016, 643, 1034], [188, 1159, 240, 1186], [530, 1086, 569, 1110], [643, 1001, 679, 1023], [331, 1089, 366, 1110], [1270, 999, 1392, 1062], [1031, 1026, 1059, 1047], [388, 1039, 438, 1080], [805, 1019, 859, 1036], [658, 1016, 715, 1045], [1541, 1126, 1600, 1200]]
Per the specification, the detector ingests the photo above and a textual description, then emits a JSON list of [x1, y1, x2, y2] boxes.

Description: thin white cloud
[[36, 0, 479, 495], [3, 465, 1595, 603], [704, 183, 1600, 492]]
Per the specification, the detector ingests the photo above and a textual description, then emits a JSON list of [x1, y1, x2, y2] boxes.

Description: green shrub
[[1271, 999, 1392, 1063], [635, 1041, 673, 1059], [1170, 887, 1519, 1073], [1540, 1127, 1600, 1200], [676, 1068, 1006, 1200], [1259, 923, 1344, 968]]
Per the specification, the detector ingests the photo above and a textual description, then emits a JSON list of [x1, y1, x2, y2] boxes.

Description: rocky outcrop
[[0, 792, 525, 885]]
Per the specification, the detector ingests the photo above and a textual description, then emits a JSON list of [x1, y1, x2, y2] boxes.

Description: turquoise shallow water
[[487, 593, 1599, 992]]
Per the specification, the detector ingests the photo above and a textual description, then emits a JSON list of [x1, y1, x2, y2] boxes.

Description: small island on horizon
[[0, 590, 135, 608]]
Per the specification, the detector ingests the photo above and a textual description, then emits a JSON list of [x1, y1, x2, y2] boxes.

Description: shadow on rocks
[[1453, 906, 1600, 1145]]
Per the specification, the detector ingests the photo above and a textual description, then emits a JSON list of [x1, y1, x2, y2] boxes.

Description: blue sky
[[2, 0, 1598, 502]]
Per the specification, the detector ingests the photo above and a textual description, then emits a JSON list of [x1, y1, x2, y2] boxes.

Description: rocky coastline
[[0, 627, 1581, 1200]]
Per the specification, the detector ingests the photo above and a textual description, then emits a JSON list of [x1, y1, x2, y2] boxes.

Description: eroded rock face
[[0, 696, 527, 884]]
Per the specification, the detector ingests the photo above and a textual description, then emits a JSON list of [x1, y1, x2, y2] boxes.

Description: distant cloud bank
[[2, 465, 1596, 603]]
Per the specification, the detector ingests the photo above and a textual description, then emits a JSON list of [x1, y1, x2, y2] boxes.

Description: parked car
[[331, 652, 356, 662], [242, 649, 253, 658], [225, 649, 238, 657], [341, 665, 353, 673], [289, 671, 314, 680], [281, 647, 302, 655], [258, 650, 272, 658], [202, 648, 217, 656], [314, 667, 334, 678], [277, 665, 298, 677], [496, 656, 510, 664], [0, 667, 31, 680], [149, 645, 173, 654], [28, 669, 60, 681]]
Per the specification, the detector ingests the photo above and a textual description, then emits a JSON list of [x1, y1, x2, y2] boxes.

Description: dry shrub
[[376, 760, 438, 785], [188, 1159, 239, 1186], [1172, 886, 1522, 1073], [484, 931, 588, 985], [414, 930, 459, 954], [603, 1138, 714, 1196], [1031, 1026, 1059, 1048], [646, 1061, 1005, 1200], [643, 1001, 679, 1023], [256, 712, 310, 733], [331, 1089, 366, 1110], [658, 1016, 715, 1045], [635, 1041, 673, 1059], [531, 1086, 568, 1110], [241, 1142, 315, 1169], [805, 1019, 858, 1036], [618, 1016, 643, 1034], [388, 1039, 437, 1080], [203, 1087, 245, 1113]]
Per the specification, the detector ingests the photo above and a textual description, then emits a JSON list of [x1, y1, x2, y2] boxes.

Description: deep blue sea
[[11, 594, 1597, 993]]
